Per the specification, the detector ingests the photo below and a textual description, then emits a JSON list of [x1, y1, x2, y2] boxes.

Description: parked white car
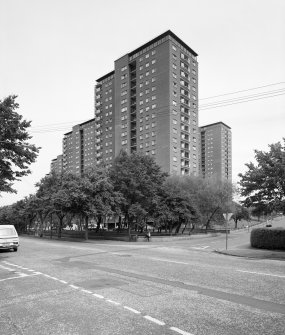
[[0, 225, 19, 252]]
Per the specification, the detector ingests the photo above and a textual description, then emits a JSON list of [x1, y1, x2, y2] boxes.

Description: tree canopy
[[0, 95, 40, 194], [239, 139, 285, 215]]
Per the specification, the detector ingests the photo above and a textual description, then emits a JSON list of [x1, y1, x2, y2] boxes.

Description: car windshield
[[0, 228, 16, 236]]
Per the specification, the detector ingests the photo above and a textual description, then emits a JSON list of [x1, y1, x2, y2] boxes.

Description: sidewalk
[[215, 244, 285, 260]]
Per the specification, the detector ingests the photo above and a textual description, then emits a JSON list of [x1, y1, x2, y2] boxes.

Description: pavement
[[216, 244, 285, 260]]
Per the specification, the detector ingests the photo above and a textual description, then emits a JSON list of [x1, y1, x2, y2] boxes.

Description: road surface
[[1, 230, 284, 335]]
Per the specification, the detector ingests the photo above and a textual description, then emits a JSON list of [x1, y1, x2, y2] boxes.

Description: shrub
[[250, 227, 285, 250]]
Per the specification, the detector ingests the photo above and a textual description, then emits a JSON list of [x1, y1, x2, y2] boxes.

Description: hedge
[[250, 227, 285, 250]]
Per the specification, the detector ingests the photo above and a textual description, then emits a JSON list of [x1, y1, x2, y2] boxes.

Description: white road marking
[[149, 257, 189, 265], [237, 270, 285, 278], [0, 265, 15, 271], [0, 272, 40, 282], [144, 315, 165, 325], [124, 306, 141, 314], [27, 269, 35, 272], [170, 326, 194, 335], [69, 284, 79, 289], [59, 280, 68, 284], [93, 293, 104, 299], [106, 299, 121, 305], [191, 246, 209, 250], [81, 289, 92, 294]]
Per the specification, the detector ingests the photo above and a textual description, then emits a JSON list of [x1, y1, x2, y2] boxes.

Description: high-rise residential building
[[62, 118, 96, 175], [95, 30, 199, 175], [200, 122, 232, 181], [50, 154, 63, 175]]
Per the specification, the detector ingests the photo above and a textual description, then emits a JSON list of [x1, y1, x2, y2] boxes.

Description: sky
[[0, 0, 284, 206]]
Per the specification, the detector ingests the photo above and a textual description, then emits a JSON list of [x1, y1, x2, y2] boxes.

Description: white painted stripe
[[144, 315, 165, 325], [81, 289, 92, 294], [43, 274, 52, 278], [69, 285, 79, 289], [20, 267, 29, 270], [59, 280, 68, 284], [150, 257, 189, 265], [170, 326, 194, 335], [237, 270, 285, 278], [27, 269, 35, 272], [49, 276, 59, 280], [93, 293, 104, 299], [0, 273, 39, 282], [106, 299, 121, 305], [124, 306, 141, 314]]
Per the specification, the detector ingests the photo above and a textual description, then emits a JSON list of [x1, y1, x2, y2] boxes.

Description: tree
[[230, 203, 251, 228], [0, 95, 40, 194], [173, 175, 234, 230], [109, 151, 168, 236], [153, 179, 199, 234], [239, 139, 285, 215]]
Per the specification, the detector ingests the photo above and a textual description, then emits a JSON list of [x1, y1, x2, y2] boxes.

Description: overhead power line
[[21, 82, 284, 134], [200, 82, 285, 100]]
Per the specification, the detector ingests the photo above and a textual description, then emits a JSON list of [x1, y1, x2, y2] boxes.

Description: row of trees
[[0, 151, 237, 238]]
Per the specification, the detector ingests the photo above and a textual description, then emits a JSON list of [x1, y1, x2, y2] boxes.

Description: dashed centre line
[[170, 326, 194, 335], [123, 306, 141, 314], [2, 261, 194, 335], [144, 315, 165, 326]]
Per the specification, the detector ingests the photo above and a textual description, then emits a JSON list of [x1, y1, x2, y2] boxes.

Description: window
[[121, 107, 127, 113], [139, 100, 143, 105], [146, 124, 149, 129], [173, 72, 177, 79], [152, 140, 155, 145], [146, 98, 149, 103], [151, 122, 156, 128], [152, 104, 156, 109], [172, 45, 177, 51], [139, 74, 143, 79], [151, 95, 156, 100], [146, 71, 149, 76], [152, 113, 155, 118], [152, 131, 155, 136], [145, 80, 150, 85], [173, 109, 177, 115], [145, 89, 150, 94], [146, 106, 150, 111], [121, 74, 127, 80], [173, 100, 177, 106], [121, 82, 127, 88], [146, 62, 149, 68], [173, 128, 177, 134], [121, 66, 127, 72], [173, 53, 177, 60], [173, 119, 177, 125], [145, 53, 149, 58], [173, 157, 177, 162], [121, 90, 127, 96], [151, 50, 156, 55], [139, 92, 143, 97], [172, 63, 177, 69], [139, 108, 143, 114], [121, 99, 127, 105], [151, 59, 156, 64], [139, 83, 143, 88], [152, 150, 155, 155], [151, 68, 156, 73], [139, 66, 143, 71]]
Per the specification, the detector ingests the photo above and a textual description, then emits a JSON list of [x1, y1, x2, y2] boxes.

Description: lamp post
[[223, 212, 233, 250]]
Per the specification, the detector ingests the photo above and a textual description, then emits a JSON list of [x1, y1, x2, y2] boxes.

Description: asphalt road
[[1, 231, 285, 335]]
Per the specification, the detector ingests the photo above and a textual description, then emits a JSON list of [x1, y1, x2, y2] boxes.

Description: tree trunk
[[58, 216, 63, 238], [85, 216, 89, 240], [205, 207, 219, 230]]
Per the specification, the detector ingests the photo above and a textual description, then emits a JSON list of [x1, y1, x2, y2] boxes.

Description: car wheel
[[13, 248, 18, 252]]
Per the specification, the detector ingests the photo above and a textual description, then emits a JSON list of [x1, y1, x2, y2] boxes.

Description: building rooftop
[[200, 121, 231, 130]]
